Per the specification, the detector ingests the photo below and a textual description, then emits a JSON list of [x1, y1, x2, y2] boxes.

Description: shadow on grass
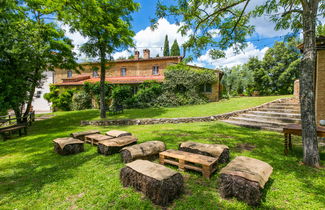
[[0, 115, 324, 209]]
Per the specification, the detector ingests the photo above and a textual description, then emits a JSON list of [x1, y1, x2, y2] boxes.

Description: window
[[67, 70, 72, 78], [92, 70, 99, 78], [121, 68, 126, 76], [35, 91, 42, 98], [200, 84, 212, 93], [152, 66, 159, 75]]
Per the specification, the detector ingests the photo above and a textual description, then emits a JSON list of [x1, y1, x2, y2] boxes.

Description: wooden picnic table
[[159, 149, 218, 178], [283, 124, 325, 155]]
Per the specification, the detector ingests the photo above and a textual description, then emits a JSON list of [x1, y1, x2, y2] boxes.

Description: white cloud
[[132, 18, 191, 57], [112, 50, 131, 60], [198, 42, 269, 68], [61, 24, 89, 61]]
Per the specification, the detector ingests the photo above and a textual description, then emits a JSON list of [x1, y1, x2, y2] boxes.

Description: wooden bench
[[0, 124, 27, 140], [159, 149, 218, 178], [283, 124, 325, 154], [84, 134, 114, 145], [108, 105, 124, 115]]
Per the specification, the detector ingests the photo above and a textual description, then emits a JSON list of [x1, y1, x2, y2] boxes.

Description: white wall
[[32, 71, 53, 113]]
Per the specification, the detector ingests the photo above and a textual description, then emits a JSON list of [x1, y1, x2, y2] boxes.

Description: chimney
[[134, 50, 140, 60], [143, 49, 150, 59]]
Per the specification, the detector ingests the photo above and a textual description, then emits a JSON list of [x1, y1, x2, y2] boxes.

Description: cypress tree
[[163, 35, 169, 56], [170, 39, 181, 56]]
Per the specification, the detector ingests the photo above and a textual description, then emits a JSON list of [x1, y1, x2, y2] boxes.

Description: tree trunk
[[300, 0, 320, 167], [23, 82, 37, 122], [99, 45, 106, 119]]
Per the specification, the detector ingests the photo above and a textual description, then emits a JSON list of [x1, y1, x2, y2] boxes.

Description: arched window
[[67, 70, 72, 78]]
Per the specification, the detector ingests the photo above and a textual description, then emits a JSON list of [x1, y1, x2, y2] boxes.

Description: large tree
[[155, 0, 324, 167], [53, 0, 139, 118], [0, 0, 77, 122]]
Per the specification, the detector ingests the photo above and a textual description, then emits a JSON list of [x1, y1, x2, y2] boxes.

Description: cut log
[[121, 141, 166, 163], [120, 160, 183, 206], [70, 130, 100, 141], [98, 136, 137, 155], [218, 156, 273, 206], [53, 137, 84, 155], [105, 130, 131, 138], [179, 141, 229, 164]]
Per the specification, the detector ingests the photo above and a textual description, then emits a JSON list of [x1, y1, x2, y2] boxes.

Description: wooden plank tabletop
[[283, 124, 325, 137], [160, 149, 218, 166], [85, 134, 113, 141]]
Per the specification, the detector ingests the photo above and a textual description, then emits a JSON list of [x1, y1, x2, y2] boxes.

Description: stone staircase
[[222, 99, 301, 132]]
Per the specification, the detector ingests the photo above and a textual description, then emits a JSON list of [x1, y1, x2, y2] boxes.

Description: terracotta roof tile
[[55, 76, 164, 86]]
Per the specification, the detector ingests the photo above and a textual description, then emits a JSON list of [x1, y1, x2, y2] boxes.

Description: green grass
[[0, 107, 324, 209], [53, 95, 291, 121]]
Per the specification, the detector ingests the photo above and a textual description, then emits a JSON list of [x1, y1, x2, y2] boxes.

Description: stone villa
[[54, 49, 223, 102]]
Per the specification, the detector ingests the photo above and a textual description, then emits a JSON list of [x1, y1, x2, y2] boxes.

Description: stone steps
[[240, 114, 301, 124], [248, 111, 301, 119], [222, 120, 283, 132], [257, 108, 300, 113], [222, 98, 301, 132]]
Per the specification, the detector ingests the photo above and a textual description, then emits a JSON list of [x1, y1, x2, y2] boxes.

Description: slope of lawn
[[50, 95, 291, 120], [0, 109, 324, 209]]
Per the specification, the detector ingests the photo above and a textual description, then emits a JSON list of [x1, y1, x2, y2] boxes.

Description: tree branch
[[230, 0, 250, 36], [194, 0, 246, 34]]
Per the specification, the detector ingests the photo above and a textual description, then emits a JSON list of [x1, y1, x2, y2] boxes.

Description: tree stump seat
[[70, 130, 100, 141], [121, 141, 166, 163], [120, 160, 184, 206], [105, 130, 131, 138], [159, 149, 218, 178], [53, 137, 84, 155], [218, 156, 273, 206], [84, 134, 114, 145], [97, 136, 137, 155], [178, 141, 230, 163]]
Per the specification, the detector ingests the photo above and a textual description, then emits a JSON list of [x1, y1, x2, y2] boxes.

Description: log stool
[[105, 130, 131, 138], [179, 141, 230, 163], [97, 136, 137, 155], [160, 149, 218, 178], [120, 160, 184, 206], [84, 134, 114, 145], [218, 156, 273, 206], [70, 130, 100, 141], [120, 141, 166, 163], [53, 137, 84, 155]]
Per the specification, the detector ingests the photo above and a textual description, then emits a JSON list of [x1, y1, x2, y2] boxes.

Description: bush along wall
[[45, 64, 217, 111], [155, 63, 217, 106]]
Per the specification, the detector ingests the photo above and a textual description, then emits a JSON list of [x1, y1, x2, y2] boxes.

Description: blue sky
[[65, 0, 323, 69]]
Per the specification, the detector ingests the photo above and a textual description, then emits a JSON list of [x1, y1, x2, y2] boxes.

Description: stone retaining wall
[[81, 98, 291, 126]]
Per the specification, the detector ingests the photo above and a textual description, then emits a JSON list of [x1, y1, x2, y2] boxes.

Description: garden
[[0, 106, 324, 209]]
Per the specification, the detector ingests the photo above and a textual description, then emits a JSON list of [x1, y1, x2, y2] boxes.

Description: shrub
[[129, 81, 163, 108], [83, 82, 112, 108], [71, 91, 92, 110], [155, 63, 216, 107], [44, 85, 74, 111], [111, 85, 133, 107]]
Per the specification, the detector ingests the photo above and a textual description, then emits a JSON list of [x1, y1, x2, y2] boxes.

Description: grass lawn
[[48, 95, 291, 121], [0, 109, 324, 209]]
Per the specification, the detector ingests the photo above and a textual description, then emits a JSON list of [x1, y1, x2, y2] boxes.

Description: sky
[[64, 0, 323, 69]]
